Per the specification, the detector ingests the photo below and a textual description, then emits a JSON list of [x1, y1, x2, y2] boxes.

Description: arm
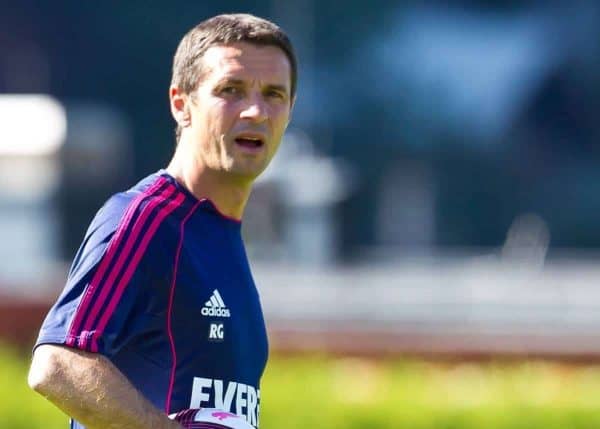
[[28, 344, 182, 429]]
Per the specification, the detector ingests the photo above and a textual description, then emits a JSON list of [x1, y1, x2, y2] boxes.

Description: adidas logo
[[201, 289, 231, 318]]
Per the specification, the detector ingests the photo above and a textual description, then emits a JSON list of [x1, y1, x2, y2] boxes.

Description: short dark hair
[[171, 13, 297, 142]]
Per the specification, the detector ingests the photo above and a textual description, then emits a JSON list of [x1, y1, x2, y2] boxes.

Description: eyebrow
[[216, 78, 245, 87], [264, 84, 289, 94], [216, 78, 289, 94]]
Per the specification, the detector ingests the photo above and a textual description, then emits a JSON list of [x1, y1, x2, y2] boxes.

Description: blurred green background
[[6, 341, 600, 429]]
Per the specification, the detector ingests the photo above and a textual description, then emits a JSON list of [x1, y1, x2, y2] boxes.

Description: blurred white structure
[[254, 252, 600, 357], [502, 212, 550, 270], [0, 95, 132, 294], [0, 95, 66, 286], [247, 129, 353, 265], [0, 95, 66, 155]]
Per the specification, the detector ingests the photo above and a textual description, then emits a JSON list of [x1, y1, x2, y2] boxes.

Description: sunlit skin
[[167, 42, 294, 220]]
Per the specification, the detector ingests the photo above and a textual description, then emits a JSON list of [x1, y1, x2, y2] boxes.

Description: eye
[[219, 86, 241, 96], [265, 89, 285, 100]]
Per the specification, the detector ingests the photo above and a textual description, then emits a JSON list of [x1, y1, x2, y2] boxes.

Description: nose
[[239, 96, 268, 123]]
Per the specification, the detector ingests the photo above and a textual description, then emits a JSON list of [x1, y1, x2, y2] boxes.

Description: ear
[[169, 85, 191, 127]]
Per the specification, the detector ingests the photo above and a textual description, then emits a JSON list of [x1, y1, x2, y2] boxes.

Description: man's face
[[181, 42, 293, 181]]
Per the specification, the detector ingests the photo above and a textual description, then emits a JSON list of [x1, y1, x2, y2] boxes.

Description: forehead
[[201, 42, 291, 89]]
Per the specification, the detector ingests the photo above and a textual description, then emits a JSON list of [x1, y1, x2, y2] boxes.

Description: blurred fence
[[5, 253, 600, 360], [256, 253, 600, 360]]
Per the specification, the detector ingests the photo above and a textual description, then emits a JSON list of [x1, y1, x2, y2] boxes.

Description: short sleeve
[[35, 187, 168, 356]]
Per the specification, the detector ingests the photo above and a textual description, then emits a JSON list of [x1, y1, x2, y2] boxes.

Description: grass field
[[4, 343, 600, 428]]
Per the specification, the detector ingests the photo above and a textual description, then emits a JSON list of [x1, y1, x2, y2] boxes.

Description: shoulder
[[92, 172, 181, 233], [82, 172, 202, 262], [75, 173, 177, 258], [85, 176, 155, 237]]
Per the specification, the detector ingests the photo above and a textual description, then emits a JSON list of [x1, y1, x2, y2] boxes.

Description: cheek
[[208, 105, 237, 135], [271, 107, 291, 132], [193, 98, 231, 127]]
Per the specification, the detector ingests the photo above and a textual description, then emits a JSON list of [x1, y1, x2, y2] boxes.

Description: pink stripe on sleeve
[[78, 184, 176, 349], [66, 178, 167, 347], [90, 192, 186, 352]]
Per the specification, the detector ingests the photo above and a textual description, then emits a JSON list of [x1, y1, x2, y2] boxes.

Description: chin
[[226, 162, 268, 180], [234, 169, 263, 181], [237, 167, 268, 182]]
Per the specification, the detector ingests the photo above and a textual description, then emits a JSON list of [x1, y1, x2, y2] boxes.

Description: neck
[[166, 150, 253, 221]]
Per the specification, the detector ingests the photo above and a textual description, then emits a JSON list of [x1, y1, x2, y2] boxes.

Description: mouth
[[234, 137, 264, 148], [233, 133, 266, 153]]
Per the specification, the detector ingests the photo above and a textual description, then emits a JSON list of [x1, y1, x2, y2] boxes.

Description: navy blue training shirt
[[35, 171, 269, 428]]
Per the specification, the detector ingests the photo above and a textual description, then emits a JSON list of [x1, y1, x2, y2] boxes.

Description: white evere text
[[190, 377, 260, 427]]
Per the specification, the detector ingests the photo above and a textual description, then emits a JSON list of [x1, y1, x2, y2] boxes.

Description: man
[[28, 13, 297, 429]]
